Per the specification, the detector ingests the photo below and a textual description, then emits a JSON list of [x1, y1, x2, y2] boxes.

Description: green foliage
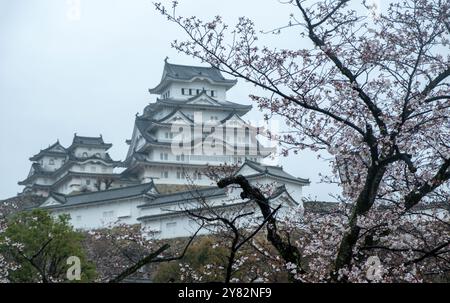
[[154, 237, 229, 282], [0, 209, 96, 282], [153, 235, 289, 282]]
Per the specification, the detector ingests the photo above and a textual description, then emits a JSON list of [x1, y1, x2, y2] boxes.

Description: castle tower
[[121, 60, 273, 189], [19, 135, 121, 196]]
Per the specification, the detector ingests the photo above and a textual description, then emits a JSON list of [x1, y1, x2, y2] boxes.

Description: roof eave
[[149, 77, 238, 95]]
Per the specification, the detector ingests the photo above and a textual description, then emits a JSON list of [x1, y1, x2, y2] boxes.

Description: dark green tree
[[0, 209, 96, 282]]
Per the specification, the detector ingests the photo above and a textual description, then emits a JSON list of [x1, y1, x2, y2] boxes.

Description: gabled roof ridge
[[74, 134, 103, 140], [244, 158, 281, 170], [149, 60, 237, 94], [69, 133, 111, 149], [269, 184, 287, 199], [30, 141, 68, 160], [269, 185, 299, 205], [156, 108, 193, 123], [165, 61, 221, 71], [154, 97, 252, 111], [185, 90, 217, 102], [240, 159, 310, 184], [44, 140, 67, 151], [48, 191, 67, 203]]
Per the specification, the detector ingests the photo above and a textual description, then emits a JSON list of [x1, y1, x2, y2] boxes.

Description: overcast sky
[[0, 0, 359, 200]]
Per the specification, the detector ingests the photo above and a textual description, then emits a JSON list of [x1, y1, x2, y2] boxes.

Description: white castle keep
[[18, 60, 310, 239]]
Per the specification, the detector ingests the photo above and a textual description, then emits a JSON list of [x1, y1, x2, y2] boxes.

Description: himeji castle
[[18, 60, 310, 239]]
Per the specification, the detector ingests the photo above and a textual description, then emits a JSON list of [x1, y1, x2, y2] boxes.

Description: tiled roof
[[68, 134, 112, 150], [137, 200, 249, 221], [40, 182, 157, 209], [19, 154, 119, 186], [303, 201, 340, 214], [73, 135, 105, 145], [138, 186, 226, 208], [29, 141, 68, 161], [149, 61, 237, 94], [240, 159, 310, 185]]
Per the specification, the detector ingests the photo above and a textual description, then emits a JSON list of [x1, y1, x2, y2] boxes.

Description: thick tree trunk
[[218, 175, 304, 282], [333, 165, 386, 279]]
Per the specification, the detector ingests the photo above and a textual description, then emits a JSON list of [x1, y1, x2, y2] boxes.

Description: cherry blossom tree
[[155, 0, 450, 281], [84, 223, 202, 282], [0, 201, 16, 282]]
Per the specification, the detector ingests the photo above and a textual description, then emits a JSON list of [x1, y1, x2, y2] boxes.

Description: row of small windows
[[163, 130, 251, 142], [79, 166, 107, 173], [160, 153, 169, 160], [181, 88, 215, 97], [45, 152, 101, 166], [160, 170, 202, 180], [81, 152, 101, 158], [162, 90, 170, 99], [45, 159, 65, 166], [160, 153, 187, 162]]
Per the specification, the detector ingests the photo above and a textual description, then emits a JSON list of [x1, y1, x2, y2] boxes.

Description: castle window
[[166, 222, 177, 228], [181, 88, 185, 95], [210, 90, 215, 97], [176, 170, 182, 179], [189, 89, 192, 95], [49, 159, 55, 165], [86, 179, 90, 185], [162, 91, 170, 99], [160, 171, 169, 179], [196, 89, 200, 95], [176, 154, 185, 162]]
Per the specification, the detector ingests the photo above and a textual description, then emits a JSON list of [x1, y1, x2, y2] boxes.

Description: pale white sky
[[0, 0, 364, 200]]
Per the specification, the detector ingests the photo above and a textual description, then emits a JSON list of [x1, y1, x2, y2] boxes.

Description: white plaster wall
[[137, 164, 216, 186], [54, 174, 114, 195], [72, 146, 107, 158], [49, 198, 146, 230], [167, 81, 227, 101], [143, 216, 211, 239], [141, 198, 297, 240], [40, 156, 66, 171], [72, 162, 113, 174]]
